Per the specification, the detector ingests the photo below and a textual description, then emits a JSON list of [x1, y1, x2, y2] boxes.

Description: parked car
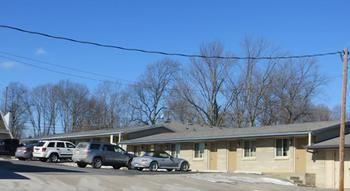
[[15, 143, 40, 160], [72, 142, 133, 169], [131, 151, 190, 172], [0, 139, 19, 156], [33, 140, 76, 162]]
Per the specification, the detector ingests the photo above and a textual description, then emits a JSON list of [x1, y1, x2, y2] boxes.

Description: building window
[[243, 140, 256, 158], [194, 143, 204, 158], [170, 144, 181, 158], [276, 139, 289, 157]]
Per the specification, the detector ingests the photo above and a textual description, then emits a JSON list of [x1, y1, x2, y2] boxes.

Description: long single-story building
[[120, 121, 350, 188], [25, 120, 349, 188]]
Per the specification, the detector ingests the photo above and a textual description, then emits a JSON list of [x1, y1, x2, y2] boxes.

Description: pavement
[[0, 159, 333, 191]]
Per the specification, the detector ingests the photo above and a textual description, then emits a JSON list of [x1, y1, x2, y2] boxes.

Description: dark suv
[[72, 142, 133, 169]]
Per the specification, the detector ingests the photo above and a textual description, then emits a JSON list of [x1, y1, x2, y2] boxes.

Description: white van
[[33, 140, 76, 162]]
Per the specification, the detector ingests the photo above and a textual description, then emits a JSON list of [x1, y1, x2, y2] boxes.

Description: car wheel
[[180, 162, 189, 172], [49, 154, 59, 163], [39, 158, 48, 162], [166, 169, 173, 172], [92, 157, 102, 169], [136, 167, 143, 171], [77, 162, 87, 168], [112, 165, 121, 169], [127, 159, 132, 169], [149, 161, 158, 172], [18, 157, 25, 161]]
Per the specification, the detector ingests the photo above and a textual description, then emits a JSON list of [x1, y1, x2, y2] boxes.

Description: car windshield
[[77, 143, 88, 148], [36, 142, 45, 147]]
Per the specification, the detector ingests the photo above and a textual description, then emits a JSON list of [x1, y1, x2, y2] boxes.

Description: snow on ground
[[188, 173, 295, 186]]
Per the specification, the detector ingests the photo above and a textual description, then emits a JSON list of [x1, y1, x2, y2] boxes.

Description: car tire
[[92, 157, 102, 169], [127, 159, 132, 169], [77, 162, 87, 168], [18, 157, 25, 161], [149, 161, 158, 172], [166, 169, 173, 172], [49, 153, 59, 163], [136, 168, 143, 171], [112, 165, 121, 169], [180, 162, 189, 172], [39, 158, 48, 162]]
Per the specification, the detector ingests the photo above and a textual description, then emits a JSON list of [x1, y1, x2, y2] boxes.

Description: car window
[[47, 142, 55, 147], [66, 143, 75, 148], [114, 146, 125, 153], [102, 145, 114, 152], [143, 152, 154, 157], [57, 142, 65, 148], [159, 152, 170, 158], [152, 152, 161, 158], [89, 144, 100, 150]]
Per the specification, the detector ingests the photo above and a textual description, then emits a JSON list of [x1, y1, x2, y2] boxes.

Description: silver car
[[72, 142, 133, 169], [15, 143, 38, 160], [131, 151, 190, 172]]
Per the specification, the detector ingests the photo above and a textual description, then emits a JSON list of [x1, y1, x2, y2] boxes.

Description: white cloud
[[35, 47, 47, 55], [0, 61, 16, 69]]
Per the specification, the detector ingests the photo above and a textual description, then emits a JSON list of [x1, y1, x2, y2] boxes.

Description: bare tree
[[25, 84, 59, 137], [56, 80, 90, 132], [1, 82, 28, 138], [129, 58, 179, 125], [272, 58, 326, 124], [177, 42, 236, 126], [85, 81, 128, 129], [229, 38, 279, 127]]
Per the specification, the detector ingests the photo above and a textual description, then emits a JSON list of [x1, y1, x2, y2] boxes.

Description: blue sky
[[0, 0, 349, 108]]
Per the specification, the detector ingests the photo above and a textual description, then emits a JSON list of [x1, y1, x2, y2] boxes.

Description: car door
[[158, 152, 177, 168], [56, 142, 66, 157], [113, 145, 129, 165], [101, 144, 115, 164], [65, 142, 75, 157]]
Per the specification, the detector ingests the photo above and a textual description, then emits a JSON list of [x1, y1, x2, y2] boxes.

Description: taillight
[[42, 148, 47, 152]]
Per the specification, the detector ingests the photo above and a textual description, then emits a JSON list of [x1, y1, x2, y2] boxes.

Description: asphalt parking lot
[[0, 159, 332, 191]]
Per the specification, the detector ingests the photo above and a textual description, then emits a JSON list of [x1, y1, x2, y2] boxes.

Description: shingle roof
[[23, 121, 222, 141], [308, 134, 350, 149], [121, 121, 344, 145]]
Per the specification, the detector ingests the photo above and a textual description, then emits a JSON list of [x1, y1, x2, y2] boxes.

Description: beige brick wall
[[217, 142, 228, 171], [306, 149, 350, 189], [236, 138, 295, 173], [126, 137, 309, 173], [179, 143, 208, 171]]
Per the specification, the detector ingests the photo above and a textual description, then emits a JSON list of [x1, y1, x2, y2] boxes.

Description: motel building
[[27, 121, 350, 189]]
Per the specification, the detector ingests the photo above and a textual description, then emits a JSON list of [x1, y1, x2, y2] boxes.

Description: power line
[[0, 55, 107, 83], [0, 24, 343, 60], [0, 50, 135, 83]]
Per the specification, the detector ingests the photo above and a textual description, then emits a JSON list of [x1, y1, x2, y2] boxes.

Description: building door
[[228, 141, 237, 172], [209, 143, 217, 170], [295, 137, 307, 173]]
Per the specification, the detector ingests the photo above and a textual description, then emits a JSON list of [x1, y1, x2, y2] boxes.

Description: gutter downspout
[[308, 132, 312, 146]]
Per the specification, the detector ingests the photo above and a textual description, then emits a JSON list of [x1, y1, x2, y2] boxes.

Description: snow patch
[[189, 173, 295, 186]]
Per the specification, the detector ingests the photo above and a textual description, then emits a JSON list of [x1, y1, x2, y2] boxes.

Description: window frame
[[275, 138, 290, 158], [243, 140, 256, 159], [193, 143, 205, 159]]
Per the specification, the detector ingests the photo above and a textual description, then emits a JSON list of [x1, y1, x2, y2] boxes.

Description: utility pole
[[339, 48, 348, 191]]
